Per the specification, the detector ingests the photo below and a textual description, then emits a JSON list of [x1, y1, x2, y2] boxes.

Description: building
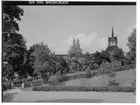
[[105, 27, 119, 58]]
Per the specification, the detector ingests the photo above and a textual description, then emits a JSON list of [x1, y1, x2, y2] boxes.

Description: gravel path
[[3, 88, 136, 103]]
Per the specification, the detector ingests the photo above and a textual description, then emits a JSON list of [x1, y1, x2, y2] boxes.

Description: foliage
[[127, 28, 136, 64], [3, 34, 27, 78], [3, 4, 24, 32], [108, 79, 120, 86], [85, 68, 92, 78], [3, 5, 27, 79], [33, 85, 135, 92], [98, 61, 122, 76], [2, 82, 12, 91], [100, 50, 111, 62], [25, 44, 39, 77], [33, 42, 52, 83], [24, 81, 32, 88], [112, 48, 125, 61], [131, 70, 136, 94], [3, 64, 14, 80], [58, 57, 69, 76], [127, 28, 136, 53], [24, 80, 43, 88], [13, 83, 21, 87], [68, 38, 82, 58], [12, 79, 22, 84], [120, 64, 135, 71]]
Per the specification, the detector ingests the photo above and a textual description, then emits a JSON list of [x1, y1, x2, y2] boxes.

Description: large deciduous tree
[[3, 4, 26, 79], [3, 4, 23, 32], [68, 38, 83, 58], [112, 48, 125, 61], [127, 28, 136, 63], [33, 42, 52, 83]]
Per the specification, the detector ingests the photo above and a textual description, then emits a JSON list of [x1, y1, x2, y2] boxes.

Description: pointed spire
[[112, 26, 114, 37]]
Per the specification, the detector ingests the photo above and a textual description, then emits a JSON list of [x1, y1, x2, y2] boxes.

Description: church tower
[[108, 27, 118, 47], [105, 27, 118, 53]]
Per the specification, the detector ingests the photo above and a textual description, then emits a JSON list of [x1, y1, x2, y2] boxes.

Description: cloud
[[126, 24, 136, 36], [53, 32, 108, 54]]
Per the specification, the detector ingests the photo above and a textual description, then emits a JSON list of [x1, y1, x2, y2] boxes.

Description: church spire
[[112, 26, 114, 37]]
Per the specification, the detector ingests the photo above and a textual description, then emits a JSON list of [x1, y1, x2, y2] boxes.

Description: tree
[[68, 38, 83, 58], [100, 50, 111, 62], [112, 48, 125, 61], [3, 34, 27, 78], [3, 4, 26, 79], [25, 43, 40, 77], [127, 28, 136, 63], [33, 42, 52, 83], [3, 4, 23, 32]]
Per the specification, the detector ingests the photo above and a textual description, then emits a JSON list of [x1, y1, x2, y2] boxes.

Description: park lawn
[[64, 69, 135, 87]]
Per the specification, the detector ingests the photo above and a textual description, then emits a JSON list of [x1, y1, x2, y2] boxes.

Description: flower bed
[[32, 85, 135, 92]]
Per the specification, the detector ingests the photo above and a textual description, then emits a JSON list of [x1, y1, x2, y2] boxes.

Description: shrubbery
[[32, 85, 135, 92], [32, 80, 43, 86], [98, 61, 135, 75], [24, 81, 32, 88], [121, 64, 136, 71], [13, 83, 22, 87], [24, 80, 43, 88], [108, 79, 120, 86], [13, 79, 22, 84], [3, 82, 12, 91], [86, 68, 92, 78]]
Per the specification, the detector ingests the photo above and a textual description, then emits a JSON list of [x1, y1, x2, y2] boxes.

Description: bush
[[24, 80, 43, 88], [107, 71, 116, 78], [108, 79, 120, 86], [121, 64, 136, 71], [3, 82, 12, 91], [98, 61, 122, 75], [24, 81, 32, 88], [86, 69, 92, 78], [32, 85, 135, 92], [13, 83, 21, 87], [32, 80, 43, 86], [13, 79, 22, 84]]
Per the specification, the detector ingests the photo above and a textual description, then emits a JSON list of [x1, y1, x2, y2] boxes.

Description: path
[[3, 88, 136, 103]]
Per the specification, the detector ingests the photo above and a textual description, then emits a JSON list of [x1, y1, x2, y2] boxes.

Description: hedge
[[3, 82, 12, 91], [121, 64, 136, 71], [24, 80, 43, 88], [32, 85, 135, 92], [13, 84, 22, 87]]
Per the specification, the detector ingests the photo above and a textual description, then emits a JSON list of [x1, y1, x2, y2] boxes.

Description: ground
[[2, 70, 135, 102], [3, 88, 136, 102], [65, 69, 135, 86]]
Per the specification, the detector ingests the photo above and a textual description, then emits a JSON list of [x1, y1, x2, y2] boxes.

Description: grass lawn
[[64, 69, 135, 86]]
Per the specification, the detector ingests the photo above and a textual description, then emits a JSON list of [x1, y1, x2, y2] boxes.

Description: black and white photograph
[[2, 0, 136, 103]]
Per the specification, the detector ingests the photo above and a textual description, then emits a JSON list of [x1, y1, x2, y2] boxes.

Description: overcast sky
[[18, 6, 136, 54]]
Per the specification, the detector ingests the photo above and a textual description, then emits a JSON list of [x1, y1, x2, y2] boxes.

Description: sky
[[18, 6, 136, 54]]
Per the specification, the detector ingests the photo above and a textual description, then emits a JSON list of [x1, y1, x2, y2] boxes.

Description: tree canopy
[[68, 38, 83, 58], [3, 5, 26, 79], [127, 28, 136, 63], [3, 4, 23, 32]]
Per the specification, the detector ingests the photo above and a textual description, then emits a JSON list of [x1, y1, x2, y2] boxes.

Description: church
[[105, 27, 120, 59], [55, 27, 120, 58]]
